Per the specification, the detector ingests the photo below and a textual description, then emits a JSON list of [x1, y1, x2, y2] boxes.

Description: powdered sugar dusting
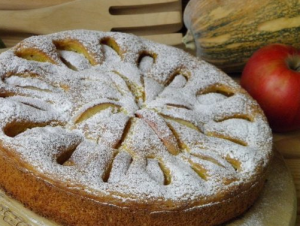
[[0, 30, 272, 209]]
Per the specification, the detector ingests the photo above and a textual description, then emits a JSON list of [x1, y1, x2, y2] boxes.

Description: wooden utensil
[[0, 0, 73, 10], [0, 0, 183, 46]]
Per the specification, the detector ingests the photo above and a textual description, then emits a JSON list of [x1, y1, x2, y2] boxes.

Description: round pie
[[0, 30, 272, 226]]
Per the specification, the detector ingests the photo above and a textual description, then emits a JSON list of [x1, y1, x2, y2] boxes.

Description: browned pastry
[[0, 30, 272, 226]]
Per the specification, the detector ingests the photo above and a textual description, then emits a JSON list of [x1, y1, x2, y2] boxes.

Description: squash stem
[[182, 30, 196, 50]]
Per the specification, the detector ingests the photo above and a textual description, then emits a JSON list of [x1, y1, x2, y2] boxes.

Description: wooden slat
[[275, 138, 300, 158], [273, 131, 300, 142], [285, 159, 300, 197], [0, 32, 33, 48], [0, 32, 183, 48], [143, 33, 183, 45]]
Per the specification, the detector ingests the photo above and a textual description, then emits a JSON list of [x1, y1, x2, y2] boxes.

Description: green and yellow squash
[[183, 0, 300, 73]]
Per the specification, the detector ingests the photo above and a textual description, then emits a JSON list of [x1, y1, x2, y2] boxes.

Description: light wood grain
[[0, 32, 33, 48], [275, 139, 300, 159], [0, 0, 183, 46], [0, 0, 73, 10], [284, 160, 300, 202]]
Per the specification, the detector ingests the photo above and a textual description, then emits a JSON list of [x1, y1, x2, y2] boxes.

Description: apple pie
[[0, 30, 272, 226]]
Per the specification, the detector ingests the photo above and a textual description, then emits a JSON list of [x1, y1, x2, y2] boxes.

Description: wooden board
[[0, 0, 183, 46], [0, 151, 296, 226], [273, 131, 300, 226]]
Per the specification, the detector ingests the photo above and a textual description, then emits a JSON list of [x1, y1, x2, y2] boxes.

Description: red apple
[[241, 43, 300, 132]]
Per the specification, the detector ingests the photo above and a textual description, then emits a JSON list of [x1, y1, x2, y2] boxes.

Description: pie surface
[[0, 30, 272, 225]]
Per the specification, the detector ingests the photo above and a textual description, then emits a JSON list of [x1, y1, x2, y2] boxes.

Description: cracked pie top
[[0, 30, 272, 226]]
